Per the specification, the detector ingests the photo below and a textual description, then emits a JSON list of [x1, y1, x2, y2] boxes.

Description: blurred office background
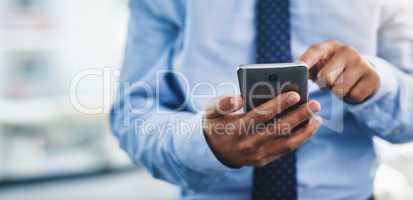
[[0, 0, 412, 200], [0, 0, 176, 199]]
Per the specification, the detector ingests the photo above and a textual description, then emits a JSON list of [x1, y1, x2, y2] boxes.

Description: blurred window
[[0, 0, 130, 185]]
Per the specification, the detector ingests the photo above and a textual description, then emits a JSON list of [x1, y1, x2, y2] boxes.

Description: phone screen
[[237, 63, 308, 118]]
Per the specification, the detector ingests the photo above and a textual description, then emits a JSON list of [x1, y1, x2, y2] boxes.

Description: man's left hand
[[300, 40, 380, 104]]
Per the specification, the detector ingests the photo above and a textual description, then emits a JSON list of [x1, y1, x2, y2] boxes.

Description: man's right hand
[[203, 92, 322, 168]]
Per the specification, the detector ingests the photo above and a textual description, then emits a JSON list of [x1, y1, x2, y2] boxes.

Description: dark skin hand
[[300, 40, 381, 104], [204, 40, 378, 168], [203, 92, 322, 168]]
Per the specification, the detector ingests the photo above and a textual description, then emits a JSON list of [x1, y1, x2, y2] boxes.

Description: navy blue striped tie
[[252, 0, 298, 199]]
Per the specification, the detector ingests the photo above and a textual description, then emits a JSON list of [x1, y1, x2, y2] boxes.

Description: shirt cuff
[[346, 56, 399, 112], [172, 113, 237, 173]]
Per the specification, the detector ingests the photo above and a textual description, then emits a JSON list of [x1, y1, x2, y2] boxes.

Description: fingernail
[[287, 92, 300, 104], [313, 116, 323, 124], [301, 61, 310, 68], [310, 116, 323, 135], [309, 101, 321, 112], [299, 60, 310, 67], [230, 97, 237, 106]]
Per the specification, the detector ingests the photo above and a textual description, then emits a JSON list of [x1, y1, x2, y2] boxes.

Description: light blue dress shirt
[[110, 0, 413, 199]]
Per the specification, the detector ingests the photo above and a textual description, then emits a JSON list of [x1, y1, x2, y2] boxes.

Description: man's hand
[[300, 40, 380, 103], [203, 92, 322, 168]]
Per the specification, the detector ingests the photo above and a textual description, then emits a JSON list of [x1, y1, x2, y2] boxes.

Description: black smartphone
[[237, 63, 308, 116]]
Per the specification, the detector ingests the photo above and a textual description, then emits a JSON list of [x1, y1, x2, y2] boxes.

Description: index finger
[[299, 40, 342, 68]]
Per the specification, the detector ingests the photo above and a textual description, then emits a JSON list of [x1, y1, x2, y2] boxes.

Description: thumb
[[204, 96, 244, 119]]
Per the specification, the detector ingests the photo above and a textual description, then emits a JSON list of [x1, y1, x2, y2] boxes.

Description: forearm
[[109, 98, 233, 186]]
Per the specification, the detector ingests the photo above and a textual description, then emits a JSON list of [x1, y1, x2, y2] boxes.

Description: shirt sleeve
[[109, 0, 234, 188], [346, 0, 413, 143]]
